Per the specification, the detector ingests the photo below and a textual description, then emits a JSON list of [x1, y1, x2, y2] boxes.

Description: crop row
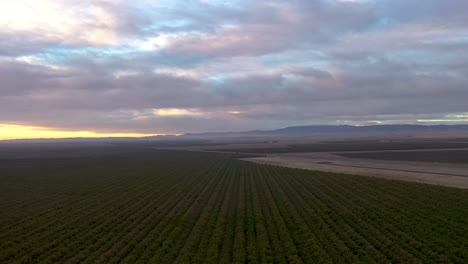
[[0, 150, 466, 263]]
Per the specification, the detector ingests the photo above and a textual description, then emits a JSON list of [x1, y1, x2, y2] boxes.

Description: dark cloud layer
[[0, 0, 467, 134]]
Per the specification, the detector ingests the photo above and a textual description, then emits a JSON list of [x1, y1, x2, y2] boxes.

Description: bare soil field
[[242, 151, 468, 189], [338, 149, 468, 164], [152, 137, 468, 189]]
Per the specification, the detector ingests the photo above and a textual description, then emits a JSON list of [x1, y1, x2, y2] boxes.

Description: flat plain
[[338, 149, 468, 164], [191, 138, 468, 188], [0, 143, 467, 263], [208, 140, 468, 154], [242, 151, 468, 188]]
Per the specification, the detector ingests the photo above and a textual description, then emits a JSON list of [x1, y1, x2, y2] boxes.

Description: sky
[[1, 0, 468, 139]]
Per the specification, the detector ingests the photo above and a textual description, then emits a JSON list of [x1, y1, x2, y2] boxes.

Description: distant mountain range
[[182, 124, 468, 138], [3, 125, 468, 142]]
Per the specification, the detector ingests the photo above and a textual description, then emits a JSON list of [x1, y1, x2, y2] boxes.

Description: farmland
[[208, 140, 468, 154], [1, 145, 467, 263]]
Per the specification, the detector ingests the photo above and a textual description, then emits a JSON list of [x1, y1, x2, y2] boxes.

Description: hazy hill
[[182, 124, 468, 138]]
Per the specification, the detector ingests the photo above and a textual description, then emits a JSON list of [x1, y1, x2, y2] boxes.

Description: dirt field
[[338, 149, 468, 164], [153, 137, 468, 189], [241, 151, 468, 189]]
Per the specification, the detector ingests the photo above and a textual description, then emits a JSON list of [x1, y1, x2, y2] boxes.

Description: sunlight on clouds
[[153, 108, 204, 116], [0, 1, 71, 32], [0, 0, 118, 45], [417, 119, 468, 123], [86, 28, 119, 46], [14, 56, 69, 71], [85, 6, 119, 45], [90, 5, 116, 26], [15, 56, 42, 65], [113, 71, 140, 79], [139, 34, 171, 51], [447, 113, 468, 118], [0, 124, 163, 140], [133, 116, 150, 121], [417, 113, 468, 123], [153, 68, 199, 78]]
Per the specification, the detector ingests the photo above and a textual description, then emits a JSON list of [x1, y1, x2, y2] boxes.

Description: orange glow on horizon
[[0, 124, 170, 140]]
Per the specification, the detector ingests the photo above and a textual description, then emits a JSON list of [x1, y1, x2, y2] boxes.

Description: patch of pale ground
[[241, 152, 468, 189], [154, 145, 468, 188]]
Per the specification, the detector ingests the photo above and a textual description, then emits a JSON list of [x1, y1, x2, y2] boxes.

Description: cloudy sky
[[1, 0, 467, 139]]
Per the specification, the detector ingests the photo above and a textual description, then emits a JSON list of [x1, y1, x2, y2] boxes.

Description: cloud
[[153, 108, 205, 117], [0, 0, 149, 49], [162, 1, 376, 57], [1, 0, 468, 137]]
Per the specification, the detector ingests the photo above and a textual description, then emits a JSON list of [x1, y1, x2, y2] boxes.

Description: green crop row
[[0, 149, 466, 263]]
